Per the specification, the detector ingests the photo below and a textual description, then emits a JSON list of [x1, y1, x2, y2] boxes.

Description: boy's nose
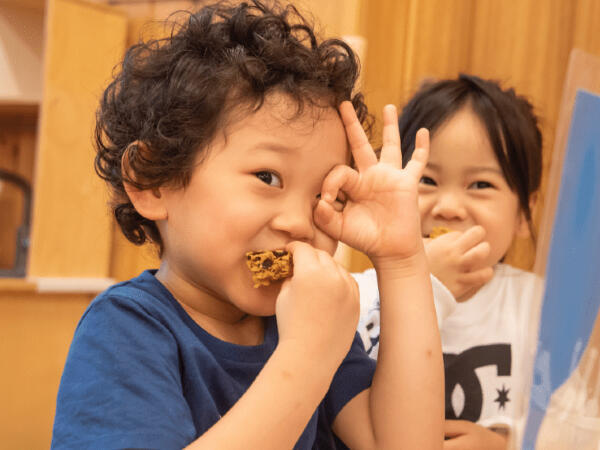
[[430, 191, 467, 221], [271, 199, 316, 243]]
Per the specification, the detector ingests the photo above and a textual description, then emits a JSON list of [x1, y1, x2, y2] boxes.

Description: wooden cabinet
[[0, 1, 127, 448], [1, 0, 127, 287]]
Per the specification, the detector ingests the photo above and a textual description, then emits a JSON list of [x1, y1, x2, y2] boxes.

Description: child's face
[[157, 95, 349, 317], [418, 106, 526, 267]]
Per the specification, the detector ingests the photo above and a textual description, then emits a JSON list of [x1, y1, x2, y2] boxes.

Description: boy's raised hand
[[315, 101, 428, 262], [425, 226, 494, 300]]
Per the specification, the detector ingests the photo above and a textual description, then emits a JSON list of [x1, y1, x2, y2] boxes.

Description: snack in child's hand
[[245, 250, 292, 288], [429, 226, 453, 239]]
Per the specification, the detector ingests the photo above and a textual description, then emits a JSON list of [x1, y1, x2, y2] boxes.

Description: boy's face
[[157, 95, 349, 317], [418, 106, 527, 267]]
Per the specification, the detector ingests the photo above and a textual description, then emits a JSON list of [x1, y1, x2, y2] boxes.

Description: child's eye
[[255, 171, 282, 187], [469, 181, 493, 189], [419, 176, 436, 186]]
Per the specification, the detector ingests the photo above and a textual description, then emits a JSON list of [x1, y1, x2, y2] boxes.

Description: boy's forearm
[[186, 343, 334, 449], [370, 251, 445, 449]]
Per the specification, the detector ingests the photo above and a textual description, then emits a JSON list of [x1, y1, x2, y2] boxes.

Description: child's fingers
[[458, 266, 494, 287], [320, 164, 358, 205], [286, 241, 320, 271], [460, 241, 491, 269], [444, 419, 471, 437], [455, 225, 486, 253], [404, 128, 429, 179], [378, 104, 402, 168], [314, 199, 343, 240], [339, 101, 377, 172]]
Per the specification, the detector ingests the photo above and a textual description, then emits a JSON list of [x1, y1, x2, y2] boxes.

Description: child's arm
[[187, 242, 362, 449], [424, 226, 494, 301], [315, 102, 444, 448]]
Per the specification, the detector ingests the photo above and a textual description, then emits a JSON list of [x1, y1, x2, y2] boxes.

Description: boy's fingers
[[286, 241, 319, 270], [314, 199, 343, 241], [404, 128, 429, 178], [339, 101, 377, 172], [320, 164, 358, 204], [379, 104, 402, 168]]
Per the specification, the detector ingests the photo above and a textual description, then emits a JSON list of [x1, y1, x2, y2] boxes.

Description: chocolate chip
[[261, 258, 273, 269]]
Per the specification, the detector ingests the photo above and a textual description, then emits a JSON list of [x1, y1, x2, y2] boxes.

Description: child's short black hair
[[94, 0, 370, 253], [398, 73, 543, 232]]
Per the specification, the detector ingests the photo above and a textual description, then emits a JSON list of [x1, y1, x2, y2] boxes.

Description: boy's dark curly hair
[[398, 74, 543, 237], [94, 0, 370, 253]]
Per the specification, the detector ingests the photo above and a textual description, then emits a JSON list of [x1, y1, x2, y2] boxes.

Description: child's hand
[[444, 420, 507, 449], [315, 101, 428, 264], [425, 225, 494, 300], [275, 241, 360, 372]]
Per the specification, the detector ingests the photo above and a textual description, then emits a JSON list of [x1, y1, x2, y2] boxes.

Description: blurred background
[[0, 0, 599, 447]]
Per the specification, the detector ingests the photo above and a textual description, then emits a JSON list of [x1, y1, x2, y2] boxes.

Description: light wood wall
[[349, 0, 600, 272]]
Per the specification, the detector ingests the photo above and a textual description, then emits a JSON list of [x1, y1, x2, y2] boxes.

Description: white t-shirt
[[353, 263, 544, 430]]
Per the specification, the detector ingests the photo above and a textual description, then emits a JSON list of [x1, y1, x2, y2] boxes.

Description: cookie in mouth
[[245, 250, 292, 288], [428, 226, 454, 239]]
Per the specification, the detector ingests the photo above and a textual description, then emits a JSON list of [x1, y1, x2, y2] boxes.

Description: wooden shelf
[[0, 0, 45, 10], [0, 278, 37, 292], [0, 2, 44, 105]]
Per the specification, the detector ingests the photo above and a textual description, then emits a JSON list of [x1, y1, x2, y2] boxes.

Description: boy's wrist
[[273, 339, 339, 391], [370, 250, 429, 279]]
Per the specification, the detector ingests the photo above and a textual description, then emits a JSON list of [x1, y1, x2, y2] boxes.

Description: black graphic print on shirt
[[444, 344, 511, 422]]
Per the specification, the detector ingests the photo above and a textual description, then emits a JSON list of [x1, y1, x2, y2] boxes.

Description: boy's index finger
[[403, 127, 430, 179], [339, 101, 377, 172], [379, 104, 402, 167]]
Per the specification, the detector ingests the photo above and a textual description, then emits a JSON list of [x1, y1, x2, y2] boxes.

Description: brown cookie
[[429, 226, 453, 239], [245, 250, 292, 288]]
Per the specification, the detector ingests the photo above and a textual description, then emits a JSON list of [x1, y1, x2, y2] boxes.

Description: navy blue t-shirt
[[51, 270, 375, 449]]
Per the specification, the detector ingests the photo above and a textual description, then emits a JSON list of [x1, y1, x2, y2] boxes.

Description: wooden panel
[[0, 119, 36, 269], [28, 0, 128, 277], [0, 3, 45, 104], [110, 224, 160, 281], [0, 291, 92, 450], [469, 0, 577, 270], [572, 0, 600, 56], [348, 0, 476, 272], [297, 0, 362, 36]]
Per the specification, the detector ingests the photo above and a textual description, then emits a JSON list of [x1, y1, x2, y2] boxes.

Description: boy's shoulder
[[81, 270, 178, 326]]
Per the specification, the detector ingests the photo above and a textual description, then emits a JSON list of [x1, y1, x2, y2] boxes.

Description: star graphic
[[494, 385, 510, 410]]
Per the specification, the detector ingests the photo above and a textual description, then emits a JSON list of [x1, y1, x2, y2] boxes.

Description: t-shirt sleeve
[[51, 295, 196, 450], [322, 332, 376, 425]]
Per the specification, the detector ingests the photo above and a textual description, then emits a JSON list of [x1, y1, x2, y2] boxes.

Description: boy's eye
[[255, 171, 282, 187], [419, 176, 436, 186], [469, 181, 493, 189]]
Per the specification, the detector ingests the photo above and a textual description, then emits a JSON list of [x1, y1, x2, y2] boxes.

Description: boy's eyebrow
[[247, 141, 300, 153]]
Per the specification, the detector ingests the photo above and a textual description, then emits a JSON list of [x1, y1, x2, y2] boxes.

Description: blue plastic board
[[523, 89, 600, 448]]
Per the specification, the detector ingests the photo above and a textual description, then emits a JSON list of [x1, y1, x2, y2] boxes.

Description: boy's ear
[[122, 141, 167, 221]]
